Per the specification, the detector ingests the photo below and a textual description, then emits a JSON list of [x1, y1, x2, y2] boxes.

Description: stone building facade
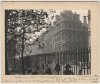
[[43, 10, 89, 53]]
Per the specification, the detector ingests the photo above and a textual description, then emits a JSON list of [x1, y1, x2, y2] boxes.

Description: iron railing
[[24, 48, 91, 75]]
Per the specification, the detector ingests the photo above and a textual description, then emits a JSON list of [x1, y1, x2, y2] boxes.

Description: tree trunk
[[5, 52, 9, 75], [5, 10, 9, 75], [12, 25, 16, 71], [21, 29, 25, 75]]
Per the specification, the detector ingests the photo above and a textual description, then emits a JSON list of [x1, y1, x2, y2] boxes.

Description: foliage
[[5, 9, 55, 56]]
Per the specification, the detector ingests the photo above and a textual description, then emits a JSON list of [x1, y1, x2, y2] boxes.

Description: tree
[[5, 9, 55, 74]]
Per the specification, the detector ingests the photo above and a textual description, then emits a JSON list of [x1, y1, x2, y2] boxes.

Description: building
[[43, 10, 89, 53]]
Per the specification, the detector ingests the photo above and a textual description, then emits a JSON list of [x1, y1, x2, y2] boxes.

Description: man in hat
[[55, 63, 60, 75], [64, 65, 74, 75], [45, 65, 52, 75]]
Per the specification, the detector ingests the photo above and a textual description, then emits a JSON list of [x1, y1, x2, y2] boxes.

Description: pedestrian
[[78, 63, 84, 75], [55, 63, 60, 75], [45, 66, 52, 75], [32, 71, 38, 75], [64, 65, 74, 75], [41, 63, 45, 74]]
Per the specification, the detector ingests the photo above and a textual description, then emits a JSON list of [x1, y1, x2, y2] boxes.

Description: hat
[[65, 65, 71, 69]]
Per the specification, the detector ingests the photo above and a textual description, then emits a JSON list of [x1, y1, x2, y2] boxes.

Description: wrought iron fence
[[24, 48, 91, 75]]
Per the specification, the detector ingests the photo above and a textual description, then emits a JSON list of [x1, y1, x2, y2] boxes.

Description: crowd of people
[[25, 62, 76, 75]]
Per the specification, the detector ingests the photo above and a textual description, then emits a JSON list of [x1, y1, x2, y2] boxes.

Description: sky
[[72, 10, 88, 23], [51, 10, 88, 23]]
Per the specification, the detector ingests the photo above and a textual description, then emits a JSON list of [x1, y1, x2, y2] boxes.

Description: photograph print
[[5, 9, 91, 75]]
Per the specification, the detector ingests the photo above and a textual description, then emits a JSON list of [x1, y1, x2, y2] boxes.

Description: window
[[60, 24, 62, 29], [62, 33, 66, 40], [66, 23, 68, 28], [58, 44, 61, 51], [69, 23, 71, 28], [55, 44, 61, 51], [56, 35, 61, 42], [62, 43, 67, 51]]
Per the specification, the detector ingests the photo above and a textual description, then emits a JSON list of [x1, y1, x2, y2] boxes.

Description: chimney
[[88, 10, 91, 21], [55, 15, 61, 21], [83, 16, 87, 26]]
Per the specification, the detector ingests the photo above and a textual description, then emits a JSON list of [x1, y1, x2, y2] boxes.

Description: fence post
[[71, 49, 74, 73], [86, 47, 89, 75], [74, 49, 75, 74], [79, 48, 83, 75], [88, 47, 91, 75], [60, 52, 63, 75], [76, 48, 78, 75], [83, 47, 86, 75]]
